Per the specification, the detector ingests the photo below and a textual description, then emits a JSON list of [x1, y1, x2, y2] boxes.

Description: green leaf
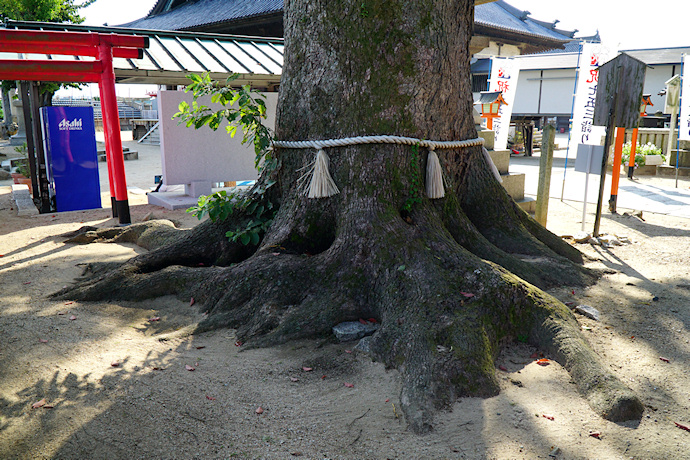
[[240, 233, 251, 245], [397, 265, 406, 271], [250, 231, 260, 246]]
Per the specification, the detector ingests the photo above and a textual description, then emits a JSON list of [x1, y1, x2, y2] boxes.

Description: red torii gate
[[0, 29, 149, 224]]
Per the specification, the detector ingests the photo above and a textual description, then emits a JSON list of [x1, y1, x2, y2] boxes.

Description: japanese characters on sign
[[679, 54, 690, 141], [488, 57, 520, 151], [569, 43, 606, 153]]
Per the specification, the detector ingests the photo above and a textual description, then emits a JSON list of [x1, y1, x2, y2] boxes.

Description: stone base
[[147, 192, 199, 211]]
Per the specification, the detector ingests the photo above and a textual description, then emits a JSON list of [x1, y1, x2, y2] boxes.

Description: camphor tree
[[55, 0, 643, 431]]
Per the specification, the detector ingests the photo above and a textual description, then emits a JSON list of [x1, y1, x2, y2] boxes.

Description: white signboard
[[568, 43, 606, 153], [488, 57, 520, 150], [574, 144, 604, 174], [680, 54, 690, 141]]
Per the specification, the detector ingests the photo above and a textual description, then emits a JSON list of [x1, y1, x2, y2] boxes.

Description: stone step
[[657, 165, 690, 177], [500, 172, 526, 201], [487, 149, 510, 175], [515, 197, 536, 213], [98, 150, 139, 162], [670, 150, 690, 167], [477, 129, 495, 151], [11, 183, 38, 216]]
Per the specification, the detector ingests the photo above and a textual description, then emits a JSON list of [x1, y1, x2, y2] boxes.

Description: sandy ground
[[2, 148, 690, 458]]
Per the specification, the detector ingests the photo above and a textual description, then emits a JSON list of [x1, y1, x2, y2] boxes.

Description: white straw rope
[[273, 135, 484, 150], [274, 135, 485, 199]]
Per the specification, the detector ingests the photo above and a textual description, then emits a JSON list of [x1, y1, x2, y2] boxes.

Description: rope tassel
[[425, 148, 445, 199], [308, 149, 340, 198]]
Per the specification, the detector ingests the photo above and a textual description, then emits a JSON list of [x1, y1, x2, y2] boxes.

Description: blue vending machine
[[40, 106, 101, 212]]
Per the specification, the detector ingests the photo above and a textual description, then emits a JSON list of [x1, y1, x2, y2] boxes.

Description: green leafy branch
[[174, 72, 278, 246]]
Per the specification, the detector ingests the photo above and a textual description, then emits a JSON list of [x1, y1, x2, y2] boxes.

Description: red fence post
[[98, 41, 131, 225]]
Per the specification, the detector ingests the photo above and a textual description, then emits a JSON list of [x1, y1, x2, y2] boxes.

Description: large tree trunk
[[54, 0, 643, 432]]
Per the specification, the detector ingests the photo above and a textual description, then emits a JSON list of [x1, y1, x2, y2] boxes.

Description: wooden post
[[535, 124, 555, 226]]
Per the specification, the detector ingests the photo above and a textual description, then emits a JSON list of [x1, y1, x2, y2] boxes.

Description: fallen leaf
[[32, 399, 47, 409], [290, 377, 299, 382], [255, 406, 264, 414], [589, 431, 602, 439], [69, 315, 77, 321], [196, 346, 206, 350], [291, 453, 303, 457], [367, 318, 378, 323], [43, 404, 55, 409], [111, 361, 120, 367], [206, 395, 216, 401], [151, 367, 162, 370], [674, 421, 690, 432], [272, 252, 280, 256], [536, 358, 550, 366], [302, 367, 313, 372], [459, 292, 475, 298], [195, 362, 199, 366], [64, 302, 73, 305], [57, 311, 66, 315], [321, 375, 327, 380], [190, 297, 195, 306], [344, 382, 354, 388], [385, 398, 390, 403], [185, 365, 195, 371], [235, 341, 242, 347], [660, 357, 671, 363], [23, 281, 31, 285], [498, 365, 508, 372], [542, 414, 555, 421], [148, 316, 161, 322], [358, 318, 368, 325], [38, 339, 48, 343]]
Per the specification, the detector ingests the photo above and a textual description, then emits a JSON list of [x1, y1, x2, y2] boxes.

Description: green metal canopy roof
[[1, 20, 283, 88]]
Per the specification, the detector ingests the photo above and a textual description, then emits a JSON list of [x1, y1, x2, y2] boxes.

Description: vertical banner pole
[[582, 150, 593, 231], [562, 41, 585, 201], [677, 54, 688, 188]]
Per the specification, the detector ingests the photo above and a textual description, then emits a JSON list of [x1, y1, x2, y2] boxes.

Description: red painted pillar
[[97, 41, 131, 224], [609, 127, 626, 213]]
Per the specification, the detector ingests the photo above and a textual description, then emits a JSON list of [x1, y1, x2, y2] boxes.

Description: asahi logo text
[[58, 118, 83, 131]]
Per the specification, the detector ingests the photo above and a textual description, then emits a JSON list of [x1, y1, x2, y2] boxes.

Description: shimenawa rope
[[273, 135, 490, 199]]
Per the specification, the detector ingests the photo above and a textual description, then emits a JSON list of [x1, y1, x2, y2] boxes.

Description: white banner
[[488, 57, 520, 150], [568, 43, 606, 153], [680, 54, 690, 141]]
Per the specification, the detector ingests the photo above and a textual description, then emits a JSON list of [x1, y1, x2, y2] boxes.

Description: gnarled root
[[53, 192, 642, 432]]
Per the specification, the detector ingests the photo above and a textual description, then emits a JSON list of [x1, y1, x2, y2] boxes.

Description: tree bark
[[54, 0, 643, 431]]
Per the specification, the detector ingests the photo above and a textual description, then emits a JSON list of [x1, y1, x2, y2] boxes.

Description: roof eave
[[474, 22, 569, 52]]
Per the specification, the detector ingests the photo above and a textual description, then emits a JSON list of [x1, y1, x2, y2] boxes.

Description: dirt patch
[[1, 185, 690, 459]]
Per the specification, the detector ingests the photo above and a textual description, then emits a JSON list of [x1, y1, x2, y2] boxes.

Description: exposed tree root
[[53, 197, 643, 433]]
